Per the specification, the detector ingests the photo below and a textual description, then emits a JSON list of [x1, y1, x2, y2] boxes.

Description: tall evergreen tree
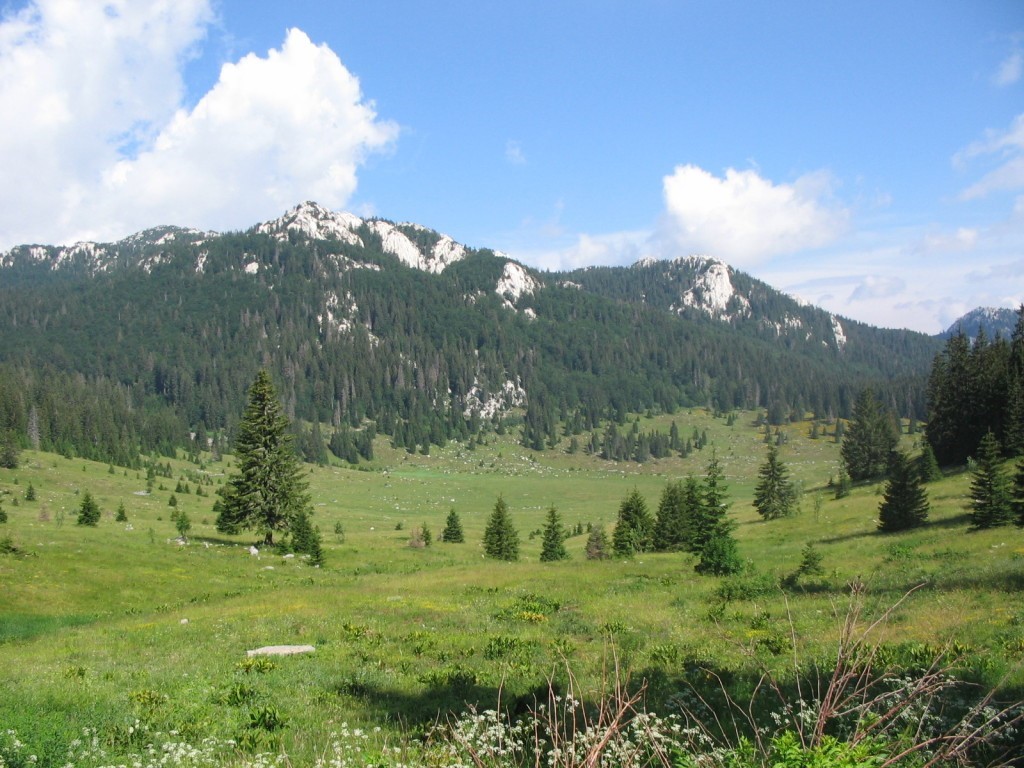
[[841, 388, 899, 481], [653, 480, 690, 551], [441, 508, 465, 543], [612, 488, 653, 556], [690, 451, 730, 555], [1006, 306, 1024, 457], [877, 451, 930, 532], [1014, 459, 1024, 527], [693, 451, 741, 575], [969, 431, 1014, 530], [539, 506, 569, 562], [483, 495, 519, 561], [915, 442, 942, 483], [925, 328, 1015, 467], [215, 370, 311, 545], [753, 445, 796, 520], [0, 433, 18, 469], [679, 476, 705, 553]]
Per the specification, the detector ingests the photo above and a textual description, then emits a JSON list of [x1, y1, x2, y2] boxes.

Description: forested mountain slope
[[0, 202, 941, 462]]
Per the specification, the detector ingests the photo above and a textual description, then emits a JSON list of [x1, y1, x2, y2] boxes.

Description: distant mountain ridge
[[940, 306, 1020, 341], [0, 201, 943, 462]]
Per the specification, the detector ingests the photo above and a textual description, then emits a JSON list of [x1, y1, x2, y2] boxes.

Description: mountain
[[0, 201, 942, 463], [939, 306, 1020, 341]]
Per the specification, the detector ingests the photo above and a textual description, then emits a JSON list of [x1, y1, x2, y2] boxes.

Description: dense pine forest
[[926, 313, 1024, 466], [0, 203, 946, 466]]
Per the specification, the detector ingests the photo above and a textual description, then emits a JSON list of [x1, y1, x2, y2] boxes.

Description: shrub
[[715, 570, 778, 602]]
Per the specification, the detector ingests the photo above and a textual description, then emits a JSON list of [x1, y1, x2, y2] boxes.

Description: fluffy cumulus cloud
[[0, 1, 397, 248], [659, 165, 848, 266]]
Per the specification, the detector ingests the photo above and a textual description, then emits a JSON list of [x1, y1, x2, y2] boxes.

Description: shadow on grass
[[0, 612, 99, 644], [332, 659, 1024, 764], [326, 672, 556, 731], [932, 567, 1024, 593], [819, 511, 975, 544], [191, 535, 253, 547], [635, 660, 1024, 762]]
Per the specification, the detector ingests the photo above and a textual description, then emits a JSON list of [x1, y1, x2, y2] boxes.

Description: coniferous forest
[[926, 310, 1024, 466], [0, 204, 961, 467]]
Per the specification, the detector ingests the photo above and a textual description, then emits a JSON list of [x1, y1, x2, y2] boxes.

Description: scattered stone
[[249, 545, 259, 556], [180, 618, 189, 625], [246, 645, 315, 657]]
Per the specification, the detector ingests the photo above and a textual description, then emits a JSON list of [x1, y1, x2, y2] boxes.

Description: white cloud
[[98, 28, 398, 235], [994, 50, 1023, 87], [659, 165, 848, 266], [512, 229, 649, 272], [916, 227, 978, 254], [505, 139, 526, 165], [849, 275, 906, 301], [957, 114, 1024, 201], [0, 4, 397, 248]]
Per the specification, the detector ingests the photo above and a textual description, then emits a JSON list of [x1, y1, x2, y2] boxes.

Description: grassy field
[[2, 411, 1023, 766]]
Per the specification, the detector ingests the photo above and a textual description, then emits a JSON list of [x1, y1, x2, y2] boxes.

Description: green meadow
[[2, 411, 1023, 766]]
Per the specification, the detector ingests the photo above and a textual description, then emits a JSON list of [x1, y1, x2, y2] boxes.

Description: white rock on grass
[[246, 645, 316, 657]]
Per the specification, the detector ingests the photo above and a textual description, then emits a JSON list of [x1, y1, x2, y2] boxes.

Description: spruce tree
[[969, 431, 1014, 529], [0, 434, 19, 469], [585, 525, 609, 560], [539, 506, 569, 562], [753, 445, 796, 520], [679, 476, 705, 553], [441, 508, 465, 543], [841, 388, 898, 481], [215, 370, 311, 545], [690, 451, 731, 554], [796, 542, 824, 579], [877, 451, 929, 532], [76, 491, 100, 526], [694, 451, 741, 575], [483, 495, 519, 561], [834, 469, 851, 499], [0, 500, 6, 524], [916, 443, 942, 483], [291, 508, 324, 566], [24, 483, 36, 502], [1014, 459, 1024, 527], [653, 480, 689, 551], [612, 488, 652, 556], [1007, 306, 1024, 456], [115, 502, 128, 522]]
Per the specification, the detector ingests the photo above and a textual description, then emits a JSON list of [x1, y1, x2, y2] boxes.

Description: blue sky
[[0, 1, 1022, 332]]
